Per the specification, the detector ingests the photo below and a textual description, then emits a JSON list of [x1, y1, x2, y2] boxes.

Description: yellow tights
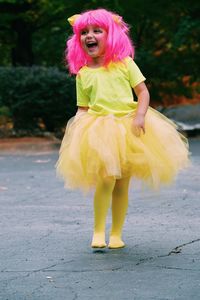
[[91, 177, 130, 249]]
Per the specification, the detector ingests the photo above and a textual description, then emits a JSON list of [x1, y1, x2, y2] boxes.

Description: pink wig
[[66, 9, 134, 74]]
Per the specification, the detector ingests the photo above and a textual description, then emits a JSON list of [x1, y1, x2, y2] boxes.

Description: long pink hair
[[66, 9, 134, 74]]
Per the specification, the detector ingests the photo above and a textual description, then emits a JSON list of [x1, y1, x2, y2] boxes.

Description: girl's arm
[[132, 82, 150, 135], [75, 106, 89, 118], [77, 106, 89, 114], [77, 106, 89, 112]]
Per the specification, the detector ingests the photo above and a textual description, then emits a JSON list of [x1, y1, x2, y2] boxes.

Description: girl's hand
[[132, 113, 145, 137]]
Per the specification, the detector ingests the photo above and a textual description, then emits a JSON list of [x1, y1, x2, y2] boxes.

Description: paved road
[[0, 138, 200, 300]]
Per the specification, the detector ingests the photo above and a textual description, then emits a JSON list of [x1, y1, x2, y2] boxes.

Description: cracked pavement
[[0, 138, 200, 300]]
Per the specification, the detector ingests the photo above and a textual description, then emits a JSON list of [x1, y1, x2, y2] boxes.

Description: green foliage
[[0, 66, 76, 131], [0, 0, 199, 109], [0, 105, 11, 117]]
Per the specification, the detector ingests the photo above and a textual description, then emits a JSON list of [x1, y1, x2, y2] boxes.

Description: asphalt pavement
[[0, 138, 200, 300]]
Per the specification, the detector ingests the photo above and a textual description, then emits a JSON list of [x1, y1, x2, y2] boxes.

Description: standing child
[[56, 9, 189, 249]]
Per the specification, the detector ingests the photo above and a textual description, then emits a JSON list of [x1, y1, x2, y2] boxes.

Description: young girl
[[56, 9, 189, 249]]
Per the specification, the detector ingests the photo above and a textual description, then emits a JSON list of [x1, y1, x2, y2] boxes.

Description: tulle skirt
[[56, 108, 189, 191]]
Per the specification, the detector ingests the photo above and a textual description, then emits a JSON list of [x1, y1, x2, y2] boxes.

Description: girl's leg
[[109, 177, 130, 249], [92, 177, 116, 248]]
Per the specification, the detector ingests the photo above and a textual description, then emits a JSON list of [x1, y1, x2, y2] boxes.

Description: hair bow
[[67, 14, 81, 26], [112, 14, 122, 25], [67, 13, 122, 27]]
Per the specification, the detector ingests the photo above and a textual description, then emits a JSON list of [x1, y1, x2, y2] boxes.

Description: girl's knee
[[113, 177, 130, 196], [97, 176, 116, 191]]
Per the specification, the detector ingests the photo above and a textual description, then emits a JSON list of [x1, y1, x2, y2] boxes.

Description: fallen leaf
[[0, 186, 8, 191], [34, 159, 50, 163]]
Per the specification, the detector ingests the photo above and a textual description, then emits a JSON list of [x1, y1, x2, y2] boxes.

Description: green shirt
[[76, 56, 146, 116]]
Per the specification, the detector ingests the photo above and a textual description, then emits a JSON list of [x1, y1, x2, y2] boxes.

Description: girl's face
[[80, 25, 107, 60]]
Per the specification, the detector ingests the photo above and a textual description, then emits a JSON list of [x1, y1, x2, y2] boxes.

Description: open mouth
[[86, 42, 98, 49]]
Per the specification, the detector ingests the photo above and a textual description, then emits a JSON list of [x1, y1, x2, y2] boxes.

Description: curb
[[0, 137, 61, 154]]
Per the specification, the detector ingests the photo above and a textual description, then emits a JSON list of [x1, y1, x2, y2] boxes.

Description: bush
[[0, 66, 77, 132]]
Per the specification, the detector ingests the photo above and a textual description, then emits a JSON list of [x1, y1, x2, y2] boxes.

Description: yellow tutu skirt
[[56, 108, 189, 191]]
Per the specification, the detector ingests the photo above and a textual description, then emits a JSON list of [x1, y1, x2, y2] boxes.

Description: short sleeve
[[126, 57, 146, 88], [76, 73, 89, 107]]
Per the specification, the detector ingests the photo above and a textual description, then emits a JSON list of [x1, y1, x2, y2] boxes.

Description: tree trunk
[[11, 19, 34, 66]]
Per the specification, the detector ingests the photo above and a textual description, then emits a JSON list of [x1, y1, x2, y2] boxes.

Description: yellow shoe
[[108, 236, 125, 249], [91, 233, 107, 248]]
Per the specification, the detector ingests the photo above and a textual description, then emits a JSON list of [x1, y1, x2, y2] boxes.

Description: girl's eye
[[94, 29, 102, 33], [81, 30, 87, 35]]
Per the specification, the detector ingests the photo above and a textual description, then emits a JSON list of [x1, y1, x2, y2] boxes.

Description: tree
[[0, 0, 82, 65], [0, 0, 117, 66], [0, 0, 199, 103]]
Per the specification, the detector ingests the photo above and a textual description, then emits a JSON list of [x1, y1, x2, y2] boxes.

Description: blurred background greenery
[[0, 0, 199, 136]]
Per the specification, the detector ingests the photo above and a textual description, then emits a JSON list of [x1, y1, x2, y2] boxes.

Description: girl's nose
[[86, 30, 93, 38]]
